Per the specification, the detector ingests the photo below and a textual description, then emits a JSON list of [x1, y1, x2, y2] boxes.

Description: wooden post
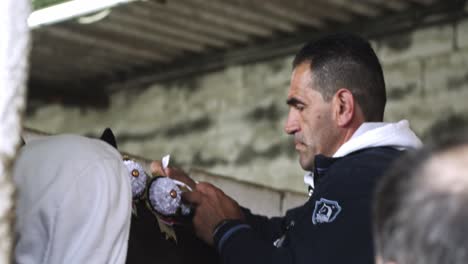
[[0, 0, 30, 262]]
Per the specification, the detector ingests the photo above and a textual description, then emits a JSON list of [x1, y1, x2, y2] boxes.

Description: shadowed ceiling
[[28, 0, 467, 106]]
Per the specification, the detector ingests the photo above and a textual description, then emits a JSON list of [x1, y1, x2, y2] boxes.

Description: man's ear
[[332, 88, 355, 127]]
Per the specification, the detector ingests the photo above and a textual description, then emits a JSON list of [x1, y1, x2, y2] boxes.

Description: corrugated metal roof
[[28, 0, 465, 96]]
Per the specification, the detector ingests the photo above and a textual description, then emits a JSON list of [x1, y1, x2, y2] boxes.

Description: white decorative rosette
[[148, 177, 182, 216], [123, 159, 148, 199], [148, 177, 192, 217]]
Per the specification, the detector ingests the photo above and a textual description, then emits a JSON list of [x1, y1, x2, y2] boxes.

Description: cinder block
[[456, 18, 468, 49], [385, 49, 468, 139], [385, 96, 431, 137], [385, 55, 468, 137], [196, 66, 244, 108], [385, 85, 468, 140], [243, 56, 293, 97], [383, 60, 423, 102], [376, 24, 453, 64], [191, 169, 283, 217], [424, 50, 468, 94], [204, 155, 307, 194]]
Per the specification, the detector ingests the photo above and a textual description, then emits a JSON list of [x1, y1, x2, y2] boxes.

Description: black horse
[[100, 128, 218, 264]]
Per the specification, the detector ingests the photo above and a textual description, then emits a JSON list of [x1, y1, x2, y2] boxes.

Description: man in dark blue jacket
[[152, 33, 422, 264]]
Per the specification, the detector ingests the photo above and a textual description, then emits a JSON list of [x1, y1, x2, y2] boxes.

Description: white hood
[[333, 120, 422, 158], [13, 135, 132, 264], [304, 120, 422, 187]]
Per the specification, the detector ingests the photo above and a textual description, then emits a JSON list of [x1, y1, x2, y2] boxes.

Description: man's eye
[[296, 105, 305, 111]]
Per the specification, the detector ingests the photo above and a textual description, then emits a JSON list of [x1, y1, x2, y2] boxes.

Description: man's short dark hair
[[374, 132, 468, 264], [293, 33, 386, 121]]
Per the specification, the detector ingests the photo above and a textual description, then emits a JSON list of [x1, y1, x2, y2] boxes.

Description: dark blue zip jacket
[[213, 147, 401, 264]]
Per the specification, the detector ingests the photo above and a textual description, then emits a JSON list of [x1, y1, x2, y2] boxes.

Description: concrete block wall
[[25, 18, 468, 198], [190, 169, 307, 217], [380, 22, 468, 138]]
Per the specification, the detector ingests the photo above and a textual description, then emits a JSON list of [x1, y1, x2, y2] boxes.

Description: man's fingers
[[166, 167, 197, 189], [152, 161, 197, 191], [196, 182, 221, 197], [182, 190, 203, 205], [150, 161, 166, 176]]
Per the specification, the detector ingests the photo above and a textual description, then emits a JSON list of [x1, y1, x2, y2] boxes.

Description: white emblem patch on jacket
[[312, 198, 342, 224]]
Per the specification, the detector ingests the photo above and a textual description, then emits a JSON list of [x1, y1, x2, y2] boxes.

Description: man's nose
[[284, 111, 299, 135]]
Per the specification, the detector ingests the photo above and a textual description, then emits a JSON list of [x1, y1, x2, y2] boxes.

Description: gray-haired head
[[374, 132, 468, 264]]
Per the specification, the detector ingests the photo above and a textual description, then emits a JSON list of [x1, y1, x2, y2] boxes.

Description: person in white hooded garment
[[13, 134, 132, 264]]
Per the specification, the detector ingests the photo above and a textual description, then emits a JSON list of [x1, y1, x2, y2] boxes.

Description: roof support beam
[[114, 0, 467, 88], [44, 26, 171, 62]]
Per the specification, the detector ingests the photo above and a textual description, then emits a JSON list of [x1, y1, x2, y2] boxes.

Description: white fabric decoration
[[162, 154, 170, 169], [158, 154, 191, 215], [123, 159, 148, 199], [149, 177, 182, 216], [13, 135, 131, 264]]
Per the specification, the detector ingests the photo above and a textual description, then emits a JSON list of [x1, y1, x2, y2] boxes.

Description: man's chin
[[299, 156, 315, 171]]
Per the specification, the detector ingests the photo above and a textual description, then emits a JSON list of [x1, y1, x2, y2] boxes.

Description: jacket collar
[[304, 120, 422, 189], [304, 154, 339, 195], [314, 154, 338, 179]]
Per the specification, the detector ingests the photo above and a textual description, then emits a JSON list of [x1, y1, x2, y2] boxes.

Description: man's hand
[[184, 182, 244, 245], [151, 161, 244, 245], [150, 160, 196, 189]]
